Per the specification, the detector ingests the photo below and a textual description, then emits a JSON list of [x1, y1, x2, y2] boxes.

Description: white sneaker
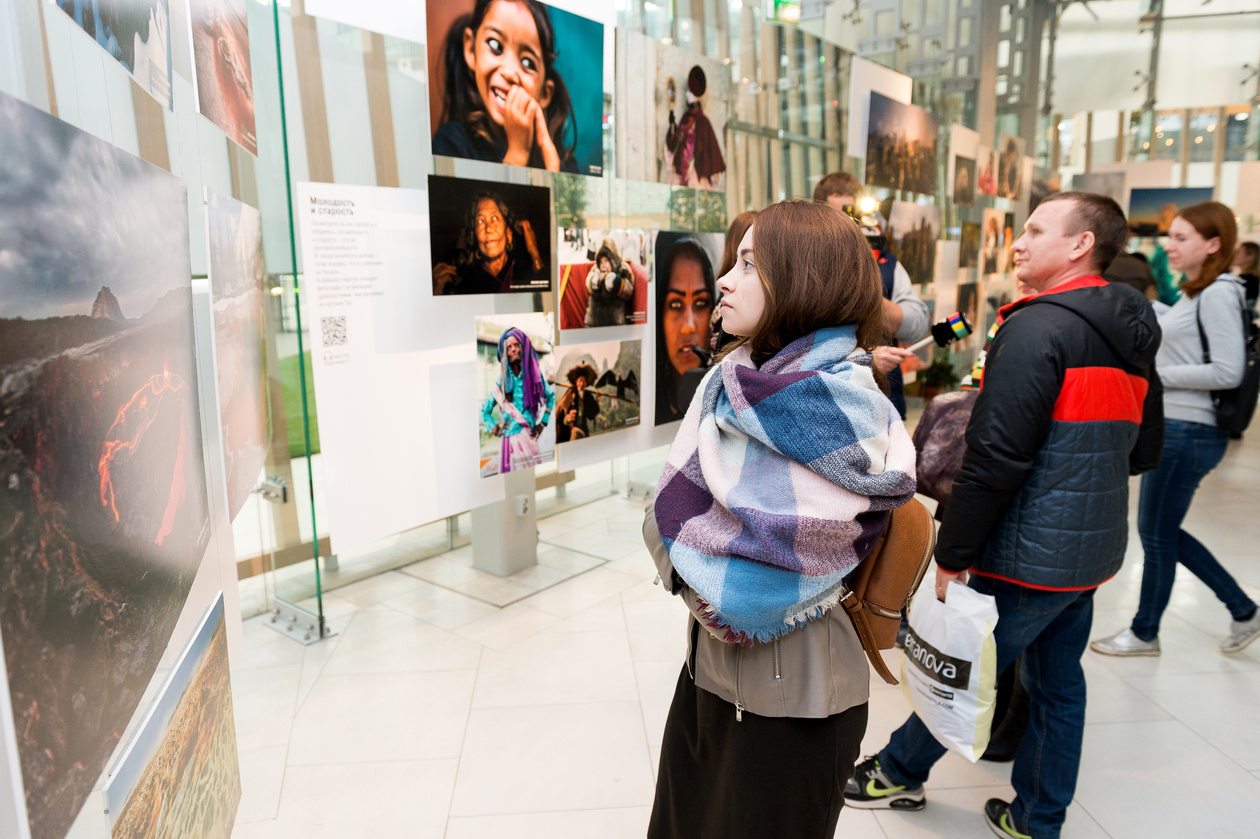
[[1222, 611, 1260, 654], [1089, 628, 1160, 657]]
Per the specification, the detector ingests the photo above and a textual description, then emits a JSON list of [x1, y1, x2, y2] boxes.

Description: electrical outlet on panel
[[514, 494, 531, 517]]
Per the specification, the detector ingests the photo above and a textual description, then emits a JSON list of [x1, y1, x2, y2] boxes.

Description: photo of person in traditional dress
[[430, 176, 550, 295], [478, 321, 555, 475], [665, 65, 726, 190], [556, 362, 599, 442], [550, 340, 642, 443], [428, 0, 604, 174]]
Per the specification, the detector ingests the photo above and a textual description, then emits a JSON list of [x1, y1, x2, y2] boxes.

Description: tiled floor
[[230, 431, 1260, 838]]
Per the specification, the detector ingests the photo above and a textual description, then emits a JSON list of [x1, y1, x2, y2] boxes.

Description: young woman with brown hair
[[642, 200, 918, 837], [1092, 201, 1259, 657]]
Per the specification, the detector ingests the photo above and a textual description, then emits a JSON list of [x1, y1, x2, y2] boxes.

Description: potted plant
[[918, 349, 960, 402]]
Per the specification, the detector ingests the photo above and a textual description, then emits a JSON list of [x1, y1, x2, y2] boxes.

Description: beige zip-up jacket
[[643, 503, 870, 720]]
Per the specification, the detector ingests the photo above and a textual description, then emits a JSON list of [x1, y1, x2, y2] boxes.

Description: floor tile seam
[[538, 536, 640, 563], [1065, 797, 1116, 839], [375, 597, 496, 633], [467, 697, 649, 712], [443, 646, 484, 839], [280, 756, 464, 769], [408, 558, 616, 609], [1083, 713, 1260, 778], [312, 666, 482, 683], [621, 591, 663, 786], [292, 610, 356, 717], [444, 802, 655, 821]]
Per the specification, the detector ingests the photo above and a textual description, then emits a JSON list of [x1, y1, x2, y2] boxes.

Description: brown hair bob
[[1177, 201, 1237, 298], [734, 200, 885, 363], [719, 211, 758, 276], [813, 172, 864, 204]]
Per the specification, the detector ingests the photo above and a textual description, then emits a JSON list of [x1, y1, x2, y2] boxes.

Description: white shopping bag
[[900, 580, 999, 762]]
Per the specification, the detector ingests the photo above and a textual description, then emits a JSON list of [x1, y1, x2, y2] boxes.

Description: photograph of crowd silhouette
[[864, 91, 939, 196], [886, 201, 941, 286], [1128, 187, 1214, 236], [0, 91, 210, 839]]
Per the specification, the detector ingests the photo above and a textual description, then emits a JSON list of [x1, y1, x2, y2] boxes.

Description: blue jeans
[[878, 576, 1094, 839], [1130, 419, 1255, 641]]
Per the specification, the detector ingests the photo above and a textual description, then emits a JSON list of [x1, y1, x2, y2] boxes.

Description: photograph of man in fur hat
[[557, 229, 650, 330]]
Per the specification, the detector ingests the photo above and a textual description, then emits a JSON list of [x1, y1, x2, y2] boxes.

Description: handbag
[[840, 496, 937, 686], [1194, 290, 1260, 434]]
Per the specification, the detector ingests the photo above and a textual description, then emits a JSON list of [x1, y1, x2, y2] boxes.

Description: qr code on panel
[[321, 315, 347, 347]]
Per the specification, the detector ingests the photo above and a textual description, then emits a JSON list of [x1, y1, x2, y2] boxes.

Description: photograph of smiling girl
[[428, 175, 552, 295], [654, 231, 723, 425], [427, 0, 604, 176]]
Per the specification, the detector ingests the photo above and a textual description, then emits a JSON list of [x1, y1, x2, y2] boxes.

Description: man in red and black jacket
[[846, 192, 1162, 839]]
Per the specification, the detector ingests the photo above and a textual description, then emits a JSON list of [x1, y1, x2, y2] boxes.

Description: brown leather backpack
[[840, 497, 936, 685]]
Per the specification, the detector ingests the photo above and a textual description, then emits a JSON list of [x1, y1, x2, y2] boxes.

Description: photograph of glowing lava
[[0, 91, 211, 839], [104, 594, 240, 839]]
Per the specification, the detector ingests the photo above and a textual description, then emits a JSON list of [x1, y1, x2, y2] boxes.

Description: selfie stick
[[907, 311, 974, 353]]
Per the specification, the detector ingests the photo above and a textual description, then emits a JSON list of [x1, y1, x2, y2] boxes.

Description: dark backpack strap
[[1195, 296, 1212, 364]]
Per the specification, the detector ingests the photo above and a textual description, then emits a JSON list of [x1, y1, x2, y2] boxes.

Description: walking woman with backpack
[[642, 200, 919, 837], [1092, 201, 1260, 657]]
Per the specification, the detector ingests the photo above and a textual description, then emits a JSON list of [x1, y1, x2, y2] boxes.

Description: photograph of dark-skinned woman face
[[428, 174, 552, 295], [654, 231, 722, 425]]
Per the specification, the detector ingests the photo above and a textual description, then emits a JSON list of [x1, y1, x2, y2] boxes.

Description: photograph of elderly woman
[[429, 175, 552, 295], [476, 313, 556, 477], [654, 231, 723, 425], [427, 0, 604, 175]]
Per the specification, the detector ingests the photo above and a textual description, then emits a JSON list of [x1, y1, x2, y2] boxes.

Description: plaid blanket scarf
[[654, 326, 917, 644]]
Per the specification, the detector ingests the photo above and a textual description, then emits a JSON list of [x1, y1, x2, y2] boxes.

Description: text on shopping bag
[[904, 626, 972, 689]]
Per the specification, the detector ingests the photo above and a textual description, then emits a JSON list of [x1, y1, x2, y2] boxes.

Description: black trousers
[[648, 665, 869, 839]]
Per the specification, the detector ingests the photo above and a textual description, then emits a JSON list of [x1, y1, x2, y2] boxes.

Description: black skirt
[[648, 664, 869, 839]]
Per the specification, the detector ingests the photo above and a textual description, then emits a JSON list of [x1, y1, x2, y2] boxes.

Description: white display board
[[296, 181, 507, 555], [304, 0, 427, 43], [1092, 160, 1176, 211], [847, 55, 912, 161]]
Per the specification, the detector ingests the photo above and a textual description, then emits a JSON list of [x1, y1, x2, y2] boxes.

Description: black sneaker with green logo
[[843, 756, 926, 810], [984, 798, 1032, 838]]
